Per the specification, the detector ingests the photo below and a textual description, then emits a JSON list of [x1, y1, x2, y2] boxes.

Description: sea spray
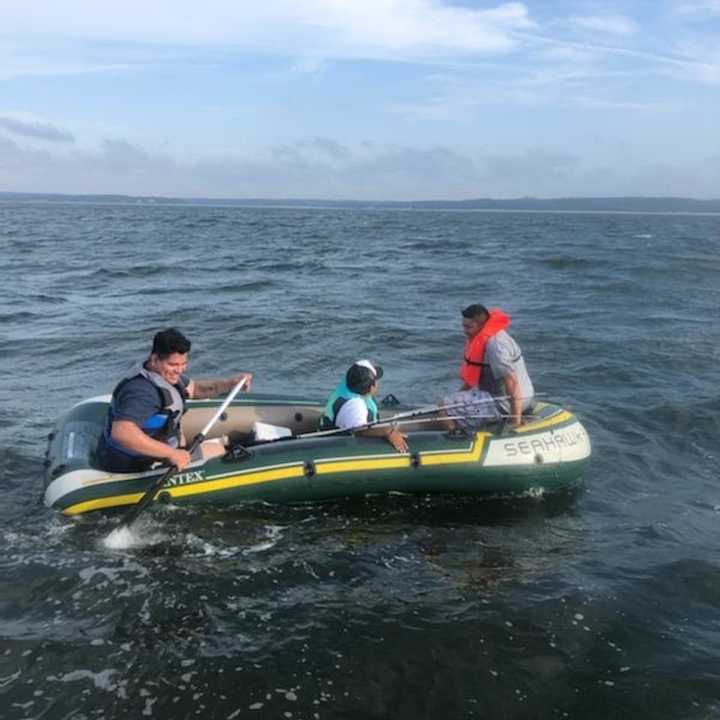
[[103, 523, 167, 551]]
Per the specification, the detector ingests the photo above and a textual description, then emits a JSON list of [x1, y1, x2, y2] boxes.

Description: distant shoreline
[[2, 191, 720, 215]]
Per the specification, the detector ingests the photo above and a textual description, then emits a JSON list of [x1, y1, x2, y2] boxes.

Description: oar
[[294, 392, 542, 441], [295, 398, 496, 440], [116, 376, 247, 530]]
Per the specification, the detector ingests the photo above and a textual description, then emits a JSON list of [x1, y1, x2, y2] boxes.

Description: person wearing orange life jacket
[[447, 304, 534, 429]]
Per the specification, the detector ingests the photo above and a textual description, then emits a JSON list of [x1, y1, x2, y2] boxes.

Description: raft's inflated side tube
[[44, 398, 591, 517], [44, 396, 109, 489]]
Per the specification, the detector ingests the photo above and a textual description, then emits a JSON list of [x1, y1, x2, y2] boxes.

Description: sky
[[1, 1, 719, 200]]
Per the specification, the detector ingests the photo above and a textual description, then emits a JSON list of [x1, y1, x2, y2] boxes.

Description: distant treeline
[[1, 192, 719, 213]]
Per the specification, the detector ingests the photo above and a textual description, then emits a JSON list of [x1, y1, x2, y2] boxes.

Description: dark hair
[[151, 328, 191, 358], [461, 304, 489, 320], [346, 364, 381, 395]]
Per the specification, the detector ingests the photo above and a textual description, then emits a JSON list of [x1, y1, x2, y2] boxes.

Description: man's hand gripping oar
[[113, 376, 247, 531]]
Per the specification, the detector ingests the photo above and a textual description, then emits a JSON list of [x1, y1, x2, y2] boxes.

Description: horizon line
[[1, 190, 720, 204]]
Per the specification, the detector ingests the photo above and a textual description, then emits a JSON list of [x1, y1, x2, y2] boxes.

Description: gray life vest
[[102, 365, 188, 456]]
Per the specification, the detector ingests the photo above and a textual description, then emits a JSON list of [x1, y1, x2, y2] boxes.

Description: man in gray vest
[[96, 328, 253, 473]]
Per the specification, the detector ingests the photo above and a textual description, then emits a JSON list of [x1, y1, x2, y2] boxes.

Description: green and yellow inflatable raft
[[43, 393, 591, 516]]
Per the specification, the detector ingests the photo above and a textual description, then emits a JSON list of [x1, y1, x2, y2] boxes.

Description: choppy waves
[[1, 203, 719, 718]]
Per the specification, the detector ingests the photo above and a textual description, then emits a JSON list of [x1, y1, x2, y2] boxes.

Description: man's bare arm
[[358, 425, 409, 453], [188, 372, 253, 399], [503, 372, 523, 427]]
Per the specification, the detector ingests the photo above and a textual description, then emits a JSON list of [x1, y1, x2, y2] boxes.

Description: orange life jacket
[[460, 309, 511, 387]]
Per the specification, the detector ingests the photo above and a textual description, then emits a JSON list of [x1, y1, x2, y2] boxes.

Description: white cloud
[[2, 134, 717, 200], [0, 41, 133, 79], [0, 113, 75, 142], [538, 45, 599, 63], [1, 3, 718, 199], [384, 58, 668, 123], [673, 1, 720, 15], [569, 15, 639, 36], [0, 1, 533, 63], [572, 96, 676, 112], [518, 30, 720, 87], [2, 2, 718, 91]]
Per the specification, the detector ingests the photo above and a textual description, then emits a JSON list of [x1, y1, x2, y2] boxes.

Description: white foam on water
[[102, 527, 140, 551], [181, 523, 288, 558], [1, 669, 21, 687], [142, 697, 157, 716], [243, 524, 286, 555], [47, 519, 77, 536], [102, 523, 168, 551], [184, 533, 228, 557], [52, 669, 119, 692], [78, 562, 149, 584]]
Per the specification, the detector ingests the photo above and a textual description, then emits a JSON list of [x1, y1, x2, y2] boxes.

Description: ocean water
[[0, 202, 719, 719]]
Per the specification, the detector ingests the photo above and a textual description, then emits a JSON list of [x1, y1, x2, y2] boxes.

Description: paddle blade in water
[[102, 522, 164, 551]]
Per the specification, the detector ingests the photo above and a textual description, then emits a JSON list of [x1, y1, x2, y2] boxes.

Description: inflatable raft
[[43, 393, 591, 516]]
